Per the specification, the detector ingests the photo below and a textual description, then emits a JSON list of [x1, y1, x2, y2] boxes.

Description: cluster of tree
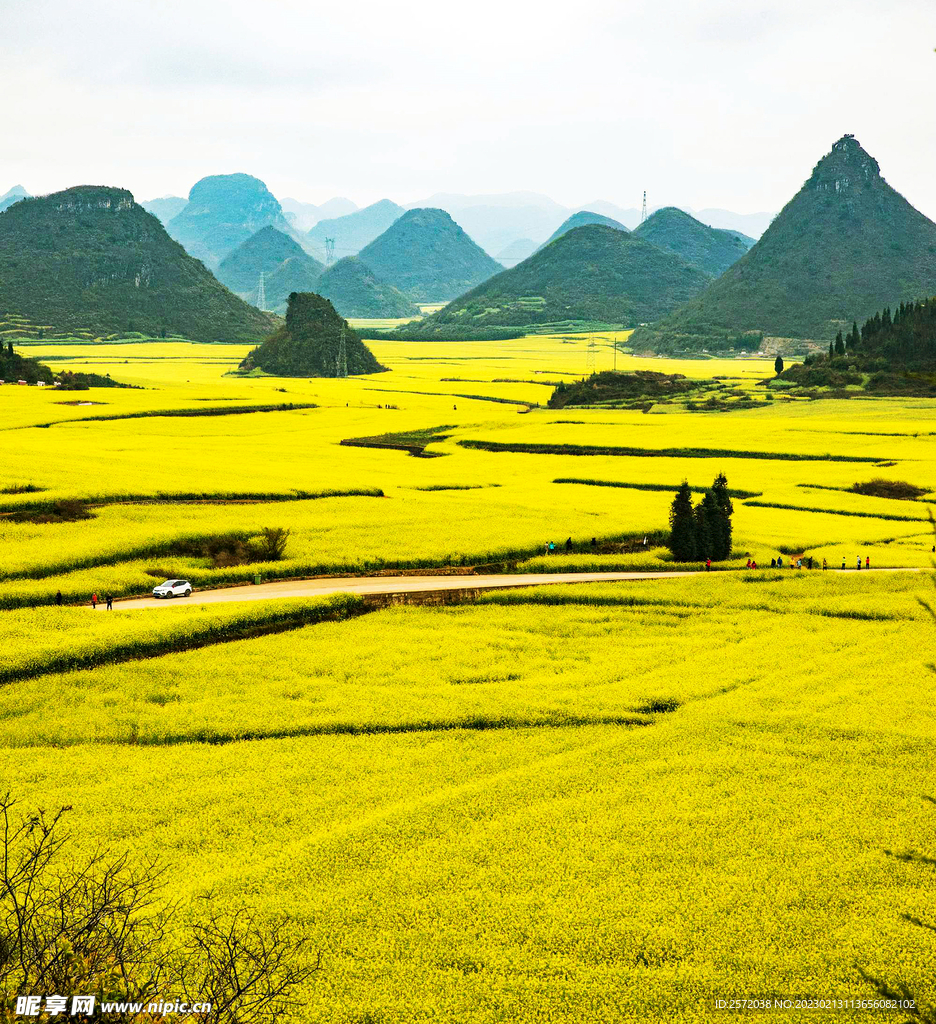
[[829, 321, 861, 356], [800, 299, 936, 368], [668, 474, 734, 562], [0, 341, 54, 384]]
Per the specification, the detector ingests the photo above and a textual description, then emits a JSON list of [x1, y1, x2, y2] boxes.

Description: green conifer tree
[[710, 473, 734, 560], [694, 491, 719, 561], [774, 354, 784, 375], [668, 482, 697, 562], [835, 333, 845, 355]]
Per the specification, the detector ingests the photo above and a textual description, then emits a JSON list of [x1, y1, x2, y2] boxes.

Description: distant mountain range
[[397, 224, 712, 339], [495, 238, 537, 265], [396, 192, 774, 256], [0, 185, 30, 213], [306, 200, 405, 263], [280, 196, 357, 232], [0, 185, 276, 341], [140, 195, 187, 224], [357, 208, 503, 302], [216, 226, 324, 314], [165, 174, 297, 269], [216, 225, 418, 319], [631, 135, 936, 351]]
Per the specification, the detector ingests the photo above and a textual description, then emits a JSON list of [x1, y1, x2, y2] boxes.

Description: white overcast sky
[[2, 0, 934, 216]]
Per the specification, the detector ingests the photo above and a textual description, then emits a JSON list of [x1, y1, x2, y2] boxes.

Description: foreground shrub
[[0, 795, 317, 1023]]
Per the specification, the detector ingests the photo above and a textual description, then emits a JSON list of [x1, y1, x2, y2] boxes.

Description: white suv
[[152, 579, 193, 599]]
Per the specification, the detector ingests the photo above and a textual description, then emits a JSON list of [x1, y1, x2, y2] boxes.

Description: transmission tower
[[585, 335, 597, 375], [256, 271, 267, 311], [336, 325, 347, 378], [325, 237, 336, 266], [640, 190, 647, 223]]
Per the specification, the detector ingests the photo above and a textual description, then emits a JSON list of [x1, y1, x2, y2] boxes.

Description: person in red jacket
[[91, 593, 98, 610]]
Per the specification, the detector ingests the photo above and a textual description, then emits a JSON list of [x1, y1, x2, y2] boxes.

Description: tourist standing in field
[[106, 593, 113, 611], [55, 590, 63, 606], [823, 558, 828, 570], [857, 556, 862, 570], [866, 556, 870, 569], [91, 593, 98, 610], [842, 557, 846, 569]]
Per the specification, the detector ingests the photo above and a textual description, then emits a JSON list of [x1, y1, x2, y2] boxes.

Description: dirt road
[[114, 566, 921, 611], [116, 570, 699, 610]]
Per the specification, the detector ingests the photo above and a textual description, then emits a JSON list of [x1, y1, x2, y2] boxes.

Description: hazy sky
[[3, 0, 934, 216]]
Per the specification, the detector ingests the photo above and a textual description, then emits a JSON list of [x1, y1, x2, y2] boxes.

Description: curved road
[[115, 567, 918, 610]]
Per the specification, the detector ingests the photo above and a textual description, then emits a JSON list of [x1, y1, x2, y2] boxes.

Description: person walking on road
[[106, 593, 113, 611], [91, 593, 98, 610], [822, 558, 828, 570], [857, 556, 862, 570], [705, 558, 712, 571], [866, 556, 870, 570], [842, 557, 846, 569]]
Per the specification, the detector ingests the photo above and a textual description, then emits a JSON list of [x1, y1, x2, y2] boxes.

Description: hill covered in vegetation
[[536, 211, 628, 251], [316, 258, 420, 318], [549, 370, 707, 408], [631, 136, 936, 352], [166, 174, 294, 268], [632, 207, 752, 276], [394, 225, 712, 339], [0, 186, 277, 342], [357, 209, 503, 302], [307, 200, 405, 261], [238, 292, 384, 377], [216, 227, 324, 312]]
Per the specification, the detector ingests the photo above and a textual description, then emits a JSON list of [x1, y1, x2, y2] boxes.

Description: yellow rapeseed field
[[2, 333, 935, 1020]]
